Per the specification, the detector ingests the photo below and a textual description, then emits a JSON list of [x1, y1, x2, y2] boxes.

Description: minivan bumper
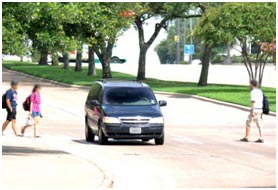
[[102, 124, 164, 139]]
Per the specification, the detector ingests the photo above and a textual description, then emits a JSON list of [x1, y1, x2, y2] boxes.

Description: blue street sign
[[184, 45, 194, 54]]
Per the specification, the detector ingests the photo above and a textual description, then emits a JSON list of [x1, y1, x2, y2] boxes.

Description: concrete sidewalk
[[2, 134, 109, 189]]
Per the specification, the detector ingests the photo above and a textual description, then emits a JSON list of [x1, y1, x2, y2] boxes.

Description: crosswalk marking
[[171, 136, 203, 144], [242, 151, 264, 157]]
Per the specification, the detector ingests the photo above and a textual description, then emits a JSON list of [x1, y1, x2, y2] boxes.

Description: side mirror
[[89, 100, 100, 106], [159, 100, 167, 107]]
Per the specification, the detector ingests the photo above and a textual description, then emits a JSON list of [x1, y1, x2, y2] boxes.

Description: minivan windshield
[[103, 87, 157, 106]]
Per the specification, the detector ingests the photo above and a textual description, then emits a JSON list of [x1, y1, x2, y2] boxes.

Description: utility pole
[[176, 18, 180, 64], [183, 18, 186, 61], [189, 17, 193, 64]]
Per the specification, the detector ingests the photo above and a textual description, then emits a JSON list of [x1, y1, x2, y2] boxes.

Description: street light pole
[[183, 18, 186, 61], [176, 18, 180, 64], [189, 17, 193, 64]]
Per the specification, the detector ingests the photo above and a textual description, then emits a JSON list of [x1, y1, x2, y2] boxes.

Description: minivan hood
[[102, 105, 162, 117]]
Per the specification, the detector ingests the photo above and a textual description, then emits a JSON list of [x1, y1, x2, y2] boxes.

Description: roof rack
[[132, 79, 142, 83], [97, 78, 142, 83]]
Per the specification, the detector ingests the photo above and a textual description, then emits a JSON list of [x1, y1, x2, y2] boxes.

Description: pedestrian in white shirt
[[240, 80, 264, 143]]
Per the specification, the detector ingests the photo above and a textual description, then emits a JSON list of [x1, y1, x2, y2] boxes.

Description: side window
[[87, 83, 102, 101]]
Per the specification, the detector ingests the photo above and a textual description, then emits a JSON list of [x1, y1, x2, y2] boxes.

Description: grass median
[[3, 61, 276, 112]]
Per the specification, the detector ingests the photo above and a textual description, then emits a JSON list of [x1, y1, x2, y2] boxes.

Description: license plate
[[129, 127, 141, 134]]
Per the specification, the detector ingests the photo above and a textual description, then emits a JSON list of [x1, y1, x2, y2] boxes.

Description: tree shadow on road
[[2, 145, 68, 156]]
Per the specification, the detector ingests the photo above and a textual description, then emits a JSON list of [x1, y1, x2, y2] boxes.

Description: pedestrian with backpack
[[2, 80, 20, 136], [21, 84, 42, 138], [240, 80, 268, 143]]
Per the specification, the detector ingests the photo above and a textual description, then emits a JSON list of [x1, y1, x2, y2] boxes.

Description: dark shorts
[[32, 111, 40, 117], [6, 109, 16, 121]]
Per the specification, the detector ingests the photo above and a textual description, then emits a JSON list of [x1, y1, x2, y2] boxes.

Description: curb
[[155, 91, 276, 117], [4, 67, 276, 117], [85, 159, 113, 188]]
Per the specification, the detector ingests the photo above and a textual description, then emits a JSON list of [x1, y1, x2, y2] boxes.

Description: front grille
[[120, 117, 150, 126]]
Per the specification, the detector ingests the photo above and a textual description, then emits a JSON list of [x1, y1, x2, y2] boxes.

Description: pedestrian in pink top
[[21, 84, 42, 137]]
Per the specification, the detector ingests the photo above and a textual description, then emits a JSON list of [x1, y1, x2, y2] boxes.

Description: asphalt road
[[2, 68, 276, 188]]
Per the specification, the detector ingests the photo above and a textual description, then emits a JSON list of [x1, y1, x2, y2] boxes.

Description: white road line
[[171, 136, 203, 144], [242, 151, 264, 158]]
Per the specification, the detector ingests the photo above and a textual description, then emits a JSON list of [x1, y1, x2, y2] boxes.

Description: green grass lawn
[[3, 61, 276, 112]]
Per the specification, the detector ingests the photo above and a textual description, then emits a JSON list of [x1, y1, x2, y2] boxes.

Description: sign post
[[184, 45, 194, 63]]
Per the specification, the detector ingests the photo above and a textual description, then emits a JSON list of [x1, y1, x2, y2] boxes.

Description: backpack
[[23, 95, 31, 111], [262, 94, 270, 115], [2, 93, 7, 109]]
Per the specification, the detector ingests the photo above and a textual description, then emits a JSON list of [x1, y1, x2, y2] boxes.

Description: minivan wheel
[[85, 118, 95, 142], [98, 124, 108, 145], [155, 132, 164, 145]]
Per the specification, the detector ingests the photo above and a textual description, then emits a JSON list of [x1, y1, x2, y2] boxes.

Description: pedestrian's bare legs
[[34, 117, 40, 137], [256, 116, 263, 140], [21, 125, 32, 135], [2, 120, 10, 135], [11, 119, 19, 136], [244, 125, 251, 139]]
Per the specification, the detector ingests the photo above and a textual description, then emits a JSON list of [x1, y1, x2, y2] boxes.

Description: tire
[[142, 138, 150, 142], [155, 132, 164, 145], [98, 123, 108, 145], [85, 117, 95, 142]]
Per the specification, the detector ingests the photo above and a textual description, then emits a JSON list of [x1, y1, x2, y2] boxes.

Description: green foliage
[[84, 3, 137, 54], [195, 2, 276, 45], [2, 3, 31, 56], [3, 61, 276, 112], [154, 27, 178, 64], [155, 18, 203, 64], [231, 56, 244, 64]]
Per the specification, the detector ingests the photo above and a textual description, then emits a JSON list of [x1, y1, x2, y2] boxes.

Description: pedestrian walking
[[21, 84, 42, 138], [240, 80, 264, 143], [2, 80, 20, 136]]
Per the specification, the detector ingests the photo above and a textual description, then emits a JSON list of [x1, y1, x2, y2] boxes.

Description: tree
[[132, 2, 200, 80], [86, 3, 136, 78], [25, 3, 68, 65], [192, 3, 226, 86], [2, 3, 33, 58], [259, 38, 276, 84], [195, 2, 276, 86]]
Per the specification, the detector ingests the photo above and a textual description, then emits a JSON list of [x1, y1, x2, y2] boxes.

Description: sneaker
[[240, 137, 249, 142], [255, 139, 264, 143]]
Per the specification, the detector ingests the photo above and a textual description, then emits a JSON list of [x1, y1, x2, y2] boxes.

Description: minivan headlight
[[149, 117, 164, 124], [103, 117, 120, 124]]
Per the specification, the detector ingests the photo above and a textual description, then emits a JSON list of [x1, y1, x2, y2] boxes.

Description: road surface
[[2, 68, 276, 188]]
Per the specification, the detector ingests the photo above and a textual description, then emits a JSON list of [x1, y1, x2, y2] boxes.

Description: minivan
[[85, 80, 167, 145]]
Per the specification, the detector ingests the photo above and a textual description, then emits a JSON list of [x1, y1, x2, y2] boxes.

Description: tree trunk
[[137, 46, 148, 80], [63, 53, 69, 69], [225, 41, 231, 64], [51, 52, 59, 66], [102, 59, 112, 78], [88, 46, 96, 76], [39, 48, 48, 65], [94, 41, 113, 78], [198, 43, 212, 86], [135, 16, 168, 80], [75, 51, 82, 72], [20, 56, 23, 62]]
